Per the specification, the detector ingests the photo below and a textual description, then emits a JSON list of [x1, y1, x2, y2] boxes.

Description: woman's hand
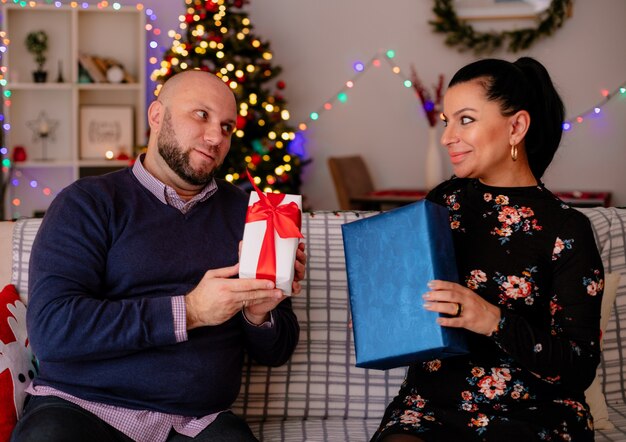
[[292, 242, 307, 295], [422, 280, 501, 336]]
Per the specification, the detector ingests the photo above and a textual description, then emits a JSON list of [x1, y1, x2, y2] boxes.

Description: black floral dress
[[371, 178, 603, 442]]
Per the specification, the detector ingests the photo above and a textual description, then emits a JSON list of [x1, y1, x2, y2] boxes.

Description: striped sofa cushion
[[10, 209, 626, 441], [577, 208, 626, 441], [578, 208, 626, 404], [235, 211, 407, 422], [10, 217, 41, 303]]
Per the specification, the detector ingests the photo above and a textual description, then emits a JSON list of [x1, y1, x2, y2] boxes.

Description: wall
[[129, 0, 626, 209]]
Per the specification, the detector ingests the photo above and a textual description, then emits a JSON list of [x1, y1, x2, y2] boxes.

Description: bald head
[[158, 70, 235, 107]]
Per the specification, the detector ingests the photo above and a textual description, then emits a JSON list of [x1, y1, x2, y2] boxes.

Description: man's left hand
[[244, 242, 307, 324]]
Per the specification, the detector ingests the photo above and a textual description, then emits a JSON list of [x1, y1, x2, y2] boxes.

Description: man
[[12, 70, 305, 442]]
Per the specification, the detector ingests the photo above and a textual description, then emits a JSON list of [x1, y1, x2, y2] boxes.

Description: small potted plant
[[25, 30, 48, 83]]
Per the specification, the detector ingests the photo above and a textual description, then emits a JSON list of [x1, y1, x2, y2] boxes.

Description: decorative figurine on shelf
[[25, 30, 48, 83], [56, 60, 65, 83], [115, 149, 130, 161], [106, 65, 125, 84], [26, 111, 59, 161], [12, 146, 27, 162]]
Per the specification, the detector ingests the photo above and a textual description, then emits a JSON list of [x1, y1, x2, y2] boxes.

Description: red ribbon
[[245, 171, 303, 282]]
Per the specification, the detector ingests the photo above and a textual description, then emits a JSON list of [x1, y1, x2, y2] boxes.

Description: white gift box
[[238, 191, 302, 295]]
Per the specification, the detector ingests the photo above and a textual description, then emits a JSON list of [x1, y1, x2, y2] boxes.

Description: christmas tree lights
[[152, 0, 303, 194]]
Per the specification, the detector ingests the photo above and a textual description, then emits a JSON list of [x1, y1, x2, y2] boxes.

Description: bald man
[[12, 70, 305, 442]]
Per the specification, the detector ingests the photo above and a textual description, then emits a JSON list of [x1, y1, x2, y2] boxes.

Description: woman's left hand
[[423, 280, 501, 336], [292, 242, 307, 295]]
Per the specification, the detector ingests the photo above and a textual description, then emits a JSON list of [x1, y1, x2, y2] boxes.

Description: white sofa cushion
[[8, 209, 626, 441]]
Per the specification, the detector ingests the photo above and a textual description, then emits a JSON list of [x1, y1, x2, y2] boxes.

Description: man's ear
[[147, 100, 163, 131], [509, 110, 530, 146]]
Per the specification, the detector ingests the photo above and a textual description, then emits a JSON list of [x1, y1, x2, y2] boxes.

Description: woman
[[371, 57, 603, 441]]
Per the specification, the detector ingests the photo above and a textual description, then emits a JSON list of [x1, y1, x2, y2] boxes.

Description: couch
[[1, 207, 625, 441]]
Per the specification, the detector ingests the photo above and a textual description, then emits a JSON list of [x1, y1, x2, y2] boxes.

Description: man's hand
[[243, 242, 307, 324], [185, 263, 283, 329]]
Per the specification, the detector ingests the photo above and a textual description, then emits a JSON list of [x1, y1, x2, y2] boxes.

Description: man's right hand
[[185, 263, 283, 329]]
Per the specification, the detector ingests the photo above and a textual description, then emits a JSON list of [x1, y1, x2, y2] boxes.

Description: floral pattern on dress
[[552, 237, 574, 261], [538, 420, 580, 441], [466, 269, 487, 290], [423, 359, 442, 372], [465, 367, 517, 402], [461, 365, 531, 436], [549, 294, 565, 336], [443, 190, 464, 231], [467, 413, 491, 435], [583, 269, 604, 297], [553, 399, 592, 427], [382, 390, 437, 433], [485, 193, 542, 244], [493, 267, 538, 308]]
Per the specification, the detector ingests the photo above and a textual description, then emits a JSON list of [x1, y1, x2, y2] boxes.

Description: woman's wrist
[[486, 306, 502, 337]]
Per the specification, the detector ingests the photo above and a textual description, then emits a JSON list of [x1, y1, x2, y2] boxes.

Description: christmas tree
[[152, 0, 303, 194]]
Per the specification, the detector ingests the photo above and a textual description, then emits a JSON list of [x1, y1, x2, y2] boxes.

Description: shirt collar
[[132, 153, 217, 213]]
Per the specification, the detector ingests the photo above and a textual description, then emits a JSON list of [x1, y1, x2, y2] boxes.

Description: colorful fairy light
[[0, 0, 160, 219], [562, 81, 626, 131], [296, 49, 625, 137], [298, 50, 408, 128], [353, 62, 365, 72]]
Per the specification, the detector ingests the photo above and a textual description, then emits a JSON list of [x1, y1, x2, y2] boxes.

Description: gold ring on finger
[[454, 302, 463, 317]]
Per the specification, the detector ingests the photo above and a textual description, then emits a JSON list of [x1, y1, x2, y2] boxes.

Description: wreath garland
[[430, 0, 573, 54]]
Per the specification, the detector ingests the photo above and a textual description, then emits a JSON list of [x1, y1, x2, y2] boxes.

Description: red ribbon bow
[[245, 171, 303, 282]]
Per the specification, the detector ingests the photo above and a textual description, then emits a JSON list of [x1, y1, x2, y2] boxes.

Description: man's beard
[[157, 110, 221, 186]]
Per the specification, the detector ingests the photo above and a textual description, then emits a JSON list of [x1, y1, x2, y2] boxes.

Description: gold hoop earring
[[511, 143, 518, 162]]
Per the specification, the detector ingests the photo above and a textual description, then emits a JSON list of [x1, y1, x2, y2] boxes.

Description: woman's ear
[[509, 110, 530, 145]]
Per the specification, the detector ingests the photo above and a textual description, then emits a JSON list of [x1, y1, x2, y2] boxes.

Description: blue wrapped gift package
[[341, 200, 469, 370]]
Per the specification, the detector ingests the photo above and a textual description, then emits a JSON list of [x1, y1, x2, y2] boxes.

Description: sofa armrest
[[0, 221, 15, 284]]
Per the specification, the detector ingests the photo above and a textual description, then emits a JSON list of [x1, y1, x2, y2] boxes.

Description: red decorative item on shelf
[[410, 65, 444, 127], [12, 146, 27, 162], [116, 151, 130, 161]]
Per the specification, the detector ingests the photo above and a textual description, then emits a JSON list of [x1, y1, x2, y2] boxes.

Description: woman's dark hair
[[448, 57, 565, 180]]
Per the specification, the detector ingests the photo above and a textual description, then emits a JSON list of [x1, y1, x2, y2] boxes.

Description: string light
[[0, 0, 160, 219], [297, 49, 412, 128], [296, 49, 626, 137], [562, 81, 626, 131], [2, 4, 624, 213]]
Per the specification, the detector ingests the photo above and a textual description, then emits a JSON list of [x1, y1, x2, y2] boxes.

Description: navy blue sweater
[[27, 168, 299, 416]]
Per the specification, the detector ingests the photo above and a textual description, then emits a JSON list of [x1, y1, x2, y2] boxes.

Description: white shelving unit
[[2, 4, 146, 219]]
